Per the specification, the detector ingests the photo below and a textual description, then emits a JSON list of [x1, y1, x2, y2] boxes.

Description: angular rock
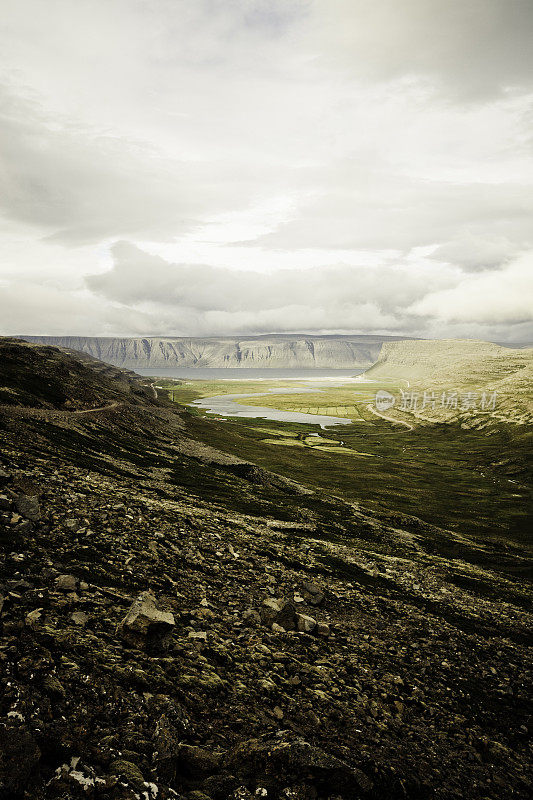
[[55, 574, 78, 592], [302, 581, 325, 606], [242, 608, 261, 626], [109, 758, 145, 791], [25, 608, 43, 627], [174, 743, 221, 776], [296, 613, 317, 633], [43, 674, 66, 699], [15, 494, 41, 522], [70, 611, 88, 626], [119, 590, 175, 649], [261, 598, 296, 631]]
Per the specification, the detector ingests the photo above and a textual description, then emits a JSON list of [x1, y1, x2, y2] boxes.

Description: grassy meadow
[[155, 376, 532, 551]]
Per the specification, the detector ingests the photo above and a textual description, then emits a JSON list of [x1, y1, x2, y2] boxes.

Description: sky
[[1, 0, 532, 342]]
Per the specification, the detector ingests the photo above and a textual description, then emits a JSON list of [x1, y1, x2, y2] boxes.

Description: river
[[191, 376, 370, 428]]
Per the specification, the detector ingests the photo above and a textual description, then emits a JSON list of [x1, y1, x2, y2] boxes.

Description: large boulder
[[228, 738, 372, 797], [260, 598, 297, 631], [0, 722, 41, 798], [119, 591, 175, 650], [14, 494, 40, 523]]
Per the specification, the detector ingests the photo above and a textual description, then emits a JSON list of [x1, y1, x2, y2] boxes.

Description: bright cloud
[[0, 0, 532, 341]]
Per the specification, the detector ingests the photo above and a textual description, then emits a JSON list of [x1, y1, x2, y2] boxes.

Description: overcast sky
[[1, 0, 532, 341]]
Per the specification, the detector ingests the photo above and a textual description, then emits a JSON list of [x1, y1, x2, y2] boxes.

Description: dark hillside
[[0, 340, 531, 800], [0, 339, 156, 409]]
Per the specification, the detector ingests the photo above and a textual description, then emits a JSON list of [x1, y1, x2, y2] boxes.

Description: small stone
[[316, 622, 330, 637], [230, 789, 254, 800], [273, 705, 284, 720], [25, 609, 43, 627], [242, 609, 261, 626]]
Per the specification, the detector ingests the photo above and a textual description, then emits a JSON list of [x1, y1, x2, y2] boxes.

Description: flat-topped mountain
[[20, 334, 411, 369]]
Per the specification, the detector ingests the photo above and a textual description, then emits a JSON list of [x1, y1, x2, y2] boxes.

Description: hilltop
[[363, 338, 533, 426], [0, 340, 531, 800], [0, 338, 157, 410]]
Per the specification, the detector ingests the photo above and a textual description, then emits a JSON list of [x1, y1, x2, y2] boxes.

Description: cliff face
[[20, 334, 407, 369]]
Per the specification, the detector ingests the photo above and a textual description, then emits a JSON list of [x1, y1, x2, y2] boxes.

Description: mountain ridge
[[20, 334, 413, 369]]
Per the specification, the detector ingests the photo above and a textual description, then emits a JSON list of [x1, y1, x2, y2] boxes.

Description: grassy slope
[[363, 339, 533, 425], [160, 340, 532, 548], [184, 412, 532, 551], [0, 338, 156, 409], [219, 340, 533, 428]]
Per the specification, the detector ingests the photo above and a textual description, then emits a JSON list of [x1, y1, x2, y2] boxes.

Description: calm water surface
[[192, 379, 368, 428], [137, 367, 369, 427]]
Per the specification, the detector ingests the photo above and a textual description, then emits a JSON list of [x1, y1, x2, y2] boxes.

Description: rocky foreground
[[0, 340, 531, 800]]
